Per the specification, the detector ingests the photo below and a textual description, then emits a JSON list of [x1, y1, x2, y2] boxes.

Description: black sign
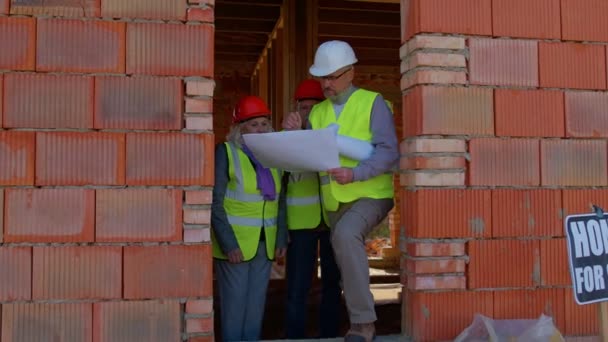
[[565, 213, 608, 304]]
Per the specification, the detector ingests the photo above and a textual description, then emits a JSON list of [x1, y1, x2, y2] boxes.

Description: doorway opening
[[213, 0, 402, 339]]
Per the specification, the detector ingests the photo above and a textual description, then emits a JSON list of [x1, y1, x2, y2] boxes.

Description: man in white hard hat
[[283, 40, 398, 342]]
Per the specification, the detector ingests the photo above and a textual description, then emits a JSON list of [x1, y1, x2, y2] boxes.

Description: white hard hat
[[309, 40, 358, 77]]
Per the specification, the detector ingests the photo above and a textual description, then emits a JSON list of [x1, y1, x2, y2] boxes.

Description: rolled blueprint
[[328, 123, 373, 161]]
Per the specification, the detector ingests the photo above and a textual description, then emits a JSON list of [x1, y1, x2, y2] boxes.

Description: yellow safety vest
[[212, 142, 282, 261], [308, 89, 394, 211], [286, 172, 326, 230]]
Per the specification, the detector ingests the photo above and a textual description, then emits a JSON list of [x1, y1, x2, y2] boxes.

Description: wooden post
[[599, 302, 608, 341]]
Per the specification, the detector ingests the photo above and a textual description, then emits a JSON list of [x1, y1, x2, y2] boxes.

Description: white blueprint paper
[[242, 128, 340, 172]]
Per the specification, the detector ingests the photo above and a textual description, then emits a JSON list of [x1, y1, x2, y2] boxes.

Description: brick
[[564, 290, 599, 335], [400, 138, 466, 154], [184, 208, 211, 224], [406, 242, 466, 257], [468, 239, 540, 288], [492, 189, 562, 238], [184, 227, 211, 243], [541, 139, 608, 186], [4, 73, 94, 129], [405, 291, 493, 341], [126, 133, 214, 186], [95, 76, 183, 130], [565, 91, 608, 138], [0, 74, 3, 126], [403, 86, 493, 136], [96, 189, 183, 242], [127, 23, 213, 76], [0, 17, 36, 70], [186, 317, 213, 333], [37, 18, 126, 73], [400, 70, 466, 90], [32, 246, 122, 300], [186, 116, 214, 131], [186, 98, 213, 113], [400, 171, 465, 187], [410, 0, 492, 36], [185, 190, 212, 204], [1, 303, 92, 341], [539, 42, 606, 90], [36, 132, 126, 186], [405, 52, 466, 72], [124, 245, 212, 299], [0, 131, 35, 185], [101, 0, 186, 20], [94, 301, 180, 342], [469, 138, 540, 186], [406, 275, 465, 290], [402, 35, 465, 57], [186, 79, 215, 96], [186, 299, 213, 315], [400, 156, 466, 170], [187, 7, 214, 22], [495, 89, 565, 137], [404, 189, 491, 238], [10, 0, 100, 17], [469, 38, 538, 87], [406, 258, 465, 274], [540, 239, 571, 286], [492, 0, 561, 39], [0, 247, 31, 301], [494, 288, 566, 329], [5, 189, 95, 243], [563, 189, 608, 218], [562, 0, 608, 42]]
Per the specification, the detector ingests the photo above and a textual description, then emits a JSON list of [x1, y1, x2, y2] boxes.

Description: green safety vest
[[212, 142, 282, 261], [308, 89, 394, 212], [286, 172, 327, 230]]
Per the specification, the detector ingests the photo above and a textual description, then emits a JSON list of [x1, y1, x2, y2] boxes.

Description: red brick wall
[[0, 1, 215, 341], [401, 0, 602, 340]]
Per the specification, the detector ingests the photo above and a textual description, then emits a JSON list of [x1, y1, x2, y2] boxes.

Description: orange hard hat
[[232, 95, 271, 124], [294, 79, 325, 102]]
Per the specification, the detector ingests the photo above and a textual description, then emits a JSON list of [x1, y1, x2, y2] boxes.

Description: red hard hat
[[294, 79, 325, 102], [232, 96, 271, 124]]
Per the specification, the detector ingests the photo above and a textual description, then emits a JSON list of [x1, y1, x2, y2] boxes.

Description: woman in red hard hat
[[211, 95, 287, 342]]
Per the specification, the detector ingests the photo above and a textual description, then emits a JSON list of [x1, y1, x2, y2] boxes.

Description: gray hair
[[225, 122, 274, 148]]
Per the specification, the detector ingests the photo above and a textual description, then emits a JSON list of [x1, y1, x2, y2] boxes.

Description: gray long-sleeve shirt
[[309, 85, 399, 182], [211, 143, 288, 257]]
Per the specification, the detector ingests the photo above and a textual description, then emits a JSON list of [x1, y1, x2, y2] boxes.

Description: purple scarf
[[241, 144, 277, 201]]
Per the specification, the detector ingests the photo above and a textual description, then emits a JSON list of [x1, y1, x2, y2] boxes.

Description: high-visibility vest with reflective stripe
[[309, 89, 394, 211], [212, 142, 282, 261], [286, 172, 324, 230]]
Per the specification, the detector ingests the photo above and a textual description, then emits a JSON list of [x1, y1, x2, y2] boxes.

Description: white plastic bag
[[454, 314, 564, 342]]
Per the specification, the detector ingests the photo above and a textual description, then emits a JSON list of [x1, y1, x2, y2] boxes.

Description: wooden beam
[[215, 18, 276, 33], [319, 0, 399, 12], [215, 3, 281, 20], [216, 0, 282, 6], [318, 23, 400, 39], [319, 36, 400, 49], [215, 32, 269, 46], [215, 44, 265, 55], [319, 8, 400, 26]]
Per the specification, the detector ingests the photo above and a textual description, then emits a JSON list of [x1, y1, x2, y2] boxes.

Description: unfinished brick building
[[0, 0, 604, 341]]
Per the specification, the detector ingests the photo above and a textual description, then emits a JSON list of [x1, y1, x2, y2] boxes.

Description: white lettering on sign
[[574, 265, 606, 294], [570, 219, 608, 258]]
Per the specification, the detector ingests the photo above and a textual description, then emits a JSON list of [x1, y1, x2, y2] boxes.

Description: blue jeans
[[215, 242, 272, 342], [285, 228, 342, 339]]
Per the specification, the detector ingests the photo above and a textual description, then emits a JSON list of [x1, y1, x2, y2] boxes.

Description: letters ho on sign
[[565, 213, 608, 305]]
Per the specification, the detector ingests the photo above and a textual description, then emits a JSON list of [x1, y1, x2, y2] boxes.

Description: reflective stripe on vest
[[286, 171, 323, 230], [309, 89, 394, 211], [211, 142, 281, 261]]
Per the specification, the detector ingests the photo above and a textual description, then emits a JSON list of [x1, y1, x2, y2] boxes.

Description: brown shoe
[[344, 323, 376, 342]]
